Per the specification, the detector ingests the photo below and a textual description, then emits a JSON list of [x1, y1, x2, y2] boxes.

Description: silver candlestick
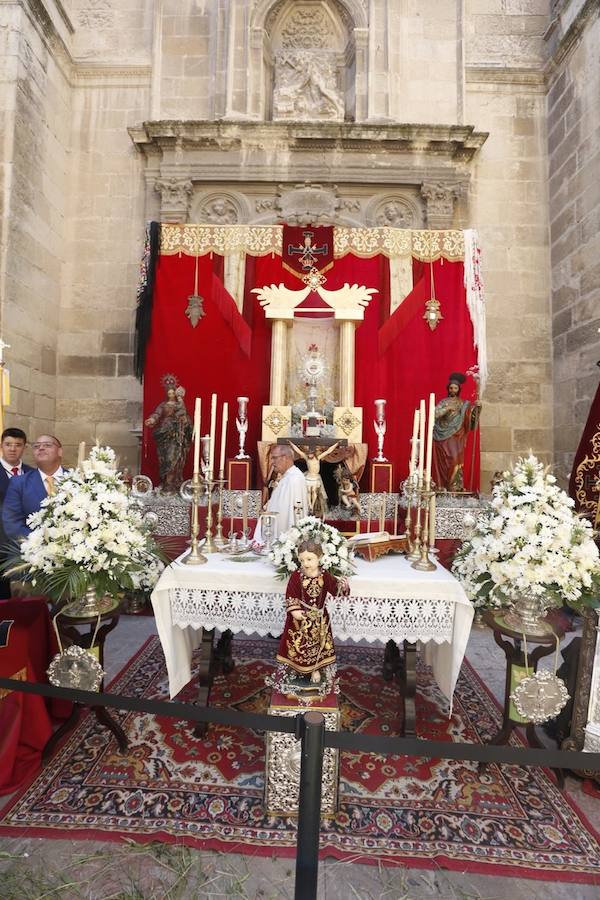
[[373, 398, 388, 462]]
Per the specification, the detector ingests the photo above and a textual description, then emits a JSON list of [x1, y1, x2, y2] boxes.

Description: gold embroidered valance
[[159, 224, 465, 262]]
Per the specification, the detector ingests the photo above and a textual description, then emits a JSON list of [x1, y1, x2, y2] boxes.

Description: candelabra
[[406, 474, 422, 561], [411, 485, 437, 571], [181, 472, 207, 565], [203, 476, 219, 553]]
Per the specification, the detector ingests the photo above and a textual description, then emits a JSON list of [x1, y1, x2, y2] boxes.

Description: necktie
[[11, 467, 19, 476], [46, 475, 56, 496]]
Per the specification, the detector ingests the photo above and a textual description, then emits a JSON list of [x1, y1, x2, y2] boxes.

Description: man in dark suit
[[3, 435, 64, 542], [0, 428, 33, 598]]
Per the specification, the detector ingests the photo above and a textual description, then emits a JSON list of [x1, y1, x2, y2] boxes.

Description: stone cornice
[[544, 0, 599, 72], [466, 66, 546, 90], [71, 64, 152, 87], [129, 120, 488, 175]]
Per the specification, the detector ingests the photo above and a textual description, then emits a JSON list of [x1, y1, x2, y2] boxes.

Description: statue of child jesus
[[276, 539, 349, 685]]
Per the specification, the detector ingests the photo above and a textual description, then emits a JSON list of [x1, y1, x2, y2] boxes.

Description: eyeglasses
[[32, 442, 58, 450]]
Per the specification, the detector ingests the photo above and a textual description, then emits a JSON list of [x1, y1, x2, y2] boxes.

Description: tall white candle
[[77, 441, 86, 468], [425, 392, 435, 486], [219, 401, 228, 476], [193, 397, 201, 475], [209, 393, 217, 477], [418, 399, 425, 480], [409, 408, 419, 474]]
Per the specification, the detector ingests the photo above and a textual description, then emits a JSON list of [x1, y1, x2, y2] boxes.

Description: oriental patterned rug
[[1, 638, 599, 885]]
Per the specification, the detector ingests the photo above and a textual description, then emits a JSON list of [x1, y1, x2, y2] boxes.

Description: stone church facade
[[0, 0, 598, 488]]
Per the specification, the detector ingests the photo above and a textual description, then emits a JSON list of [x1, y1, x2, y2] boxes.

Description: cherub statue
[[276, 539, 349, 686], [335, 466, 361, 519], [288, 441, 339, 517]]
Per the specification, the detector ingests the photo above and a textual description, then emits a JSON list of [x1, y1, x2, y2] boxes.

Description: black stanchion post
[[294, 711, 325, 900]]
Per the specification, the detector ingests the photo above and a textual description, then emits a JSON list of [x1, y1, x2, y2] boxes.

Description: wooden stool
[[481, 609, 565, 787], [43, 607, 128, 760]]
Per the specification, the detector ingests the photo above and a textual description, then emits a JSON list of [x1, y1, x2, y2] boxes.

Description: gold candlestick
[[412, 487, 437, 571], [204, 477, 218, 553], [406, 476, 422, 561], [183, 472, 207, 565], [213, 474, 228, 550]]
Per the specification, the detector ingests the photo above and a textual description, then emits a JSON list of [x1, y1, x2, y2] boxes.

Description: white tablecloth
[[151, 553, 474, 711]]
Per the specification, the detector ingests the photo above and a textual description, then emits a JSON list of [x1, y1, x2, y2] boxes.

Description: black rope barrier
[[1, 675, 599, 770]]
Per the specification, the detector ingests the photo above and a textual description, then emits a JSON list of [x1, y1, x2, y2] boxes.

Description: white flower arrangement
[[269, 515, 355, 579], [452, 454, 600, 612], [8, 446, 166, 603]]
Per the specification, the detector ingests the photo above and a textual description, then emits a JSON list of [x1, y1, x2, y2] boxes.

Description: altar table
[[151, 553, 474, 717]]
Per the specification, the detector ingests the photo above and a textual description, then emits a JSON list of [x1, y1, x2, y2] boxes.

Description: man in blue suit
[[0, 428, 34, 598], [3, 435, 65, 542]]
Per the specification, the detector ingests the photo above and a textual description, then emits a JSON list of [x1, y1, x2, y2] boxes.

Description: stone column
[[338, 321, 356, 408], [353, 28, 369, 122], [270, 320, 288, 407]]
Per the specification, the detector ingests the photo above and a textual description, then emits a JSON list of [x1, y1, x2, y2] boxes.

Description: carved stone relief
[[366, 195, 423, 229], [76, 0, 114, 30], [197, 196, 239, 224], [421, 181, 467, 229], [280, 6, 330, 48], [154, 177, 193, 223], [273, 50, 344, 122], [265, 0, 357, 38], [254, 182, 343, 224]]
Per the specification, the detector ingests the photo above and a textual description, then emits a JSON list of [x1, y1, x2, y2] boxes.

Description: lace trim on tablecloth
[[169, 589, 455, 644]]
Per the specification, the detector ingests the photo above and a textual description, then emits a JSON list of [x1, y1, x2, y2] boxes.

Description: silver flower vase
[[61, 584, 120, 619], [503, 591, 555, 636]]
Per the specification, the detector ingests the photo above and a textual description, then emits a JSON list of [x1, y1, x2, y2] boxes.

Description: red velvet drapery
[[142, 241, 480, 491]]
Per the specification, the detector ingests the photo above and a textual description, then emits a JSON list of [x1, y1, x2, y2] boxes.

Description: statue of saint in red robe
[[432, 372, 481, 492], [276, 542, 348, 683]]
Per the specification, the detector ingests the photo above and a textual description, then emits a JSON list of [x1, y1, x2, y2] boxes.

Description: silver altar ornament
[[131, 474, 153, 497], [143, 509, 159, 529], [510, 670, 570, 725], [258, 512, 278, 554], [373, 399, 388, 462], [235, 396, 250, 459], [47, 644, 105, 692]]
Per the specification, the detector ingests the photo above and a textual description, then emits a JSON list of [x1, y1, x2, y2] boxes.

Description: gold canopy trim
[[160, 224, 465, 262]]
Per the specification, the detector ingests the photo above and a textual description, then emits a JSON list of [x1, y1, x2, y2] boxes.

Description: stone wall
[[4, 0, 598, 487], [465, 0, 554, 484], [0, 0, 72, 451], [545, 0, 600, 479]]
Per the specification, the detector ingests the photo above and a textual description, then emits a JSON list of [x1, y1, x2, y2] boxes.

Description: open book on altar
[[347, 531, 390, 545]]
